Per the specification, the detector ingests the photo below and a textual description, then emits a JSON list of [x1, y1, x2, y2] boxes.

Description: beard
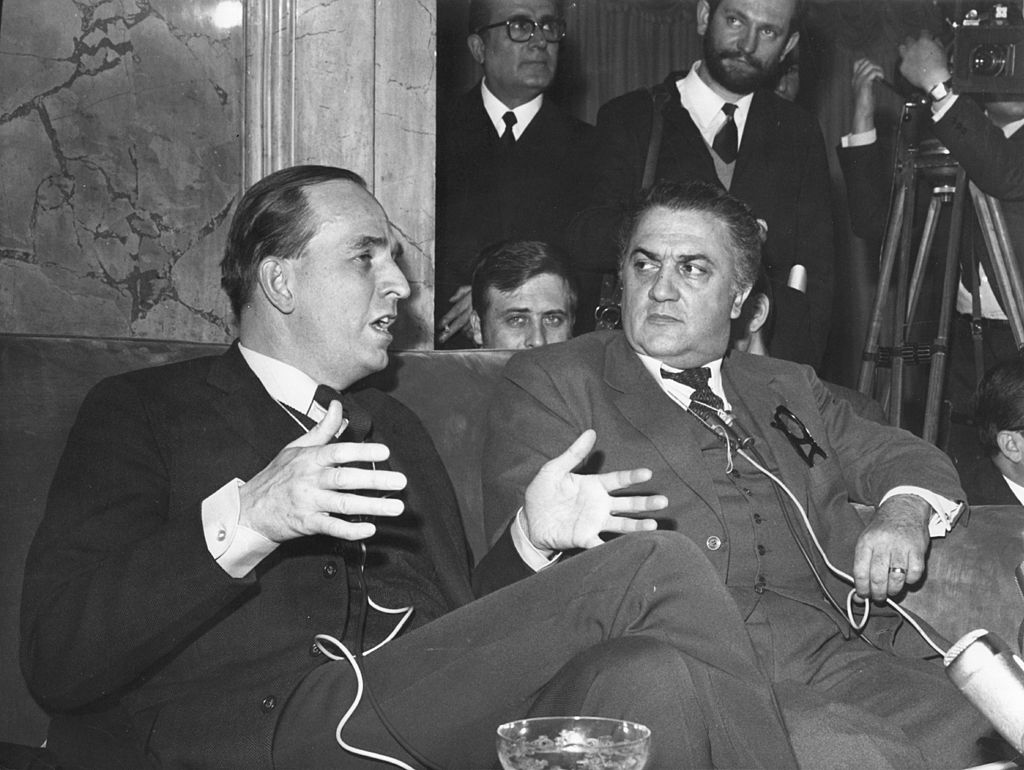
[[702, 33, 782, 95]]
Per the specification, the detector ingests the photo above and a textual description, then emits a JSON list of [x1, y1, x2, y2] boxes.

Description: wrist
[[927, 77, 954, 104]]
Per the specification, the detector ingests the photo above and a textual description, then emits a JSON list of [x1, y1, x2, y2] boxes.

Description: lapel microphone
[[690, 400, 756, 450]]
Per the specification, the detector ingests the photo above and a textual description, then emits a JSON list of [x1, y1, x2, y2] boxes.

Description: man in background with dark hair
[[435, 0, 594, 347], [568, 0, 835, 370], [22, 164, 806, 768], [468, 239, 577, 349], [964, 359, 1024, 505]]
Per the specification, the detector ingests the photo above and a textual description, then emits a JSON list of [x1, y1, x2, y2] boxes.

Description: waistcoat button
[[706, 535, 723, 551]]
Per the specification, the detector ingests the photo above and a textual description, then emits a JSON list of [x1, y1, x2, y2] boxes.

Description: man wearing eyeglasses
[[479, 179, 992, 768], [435, 0, 594, 348], [568, 0, 835, 372]]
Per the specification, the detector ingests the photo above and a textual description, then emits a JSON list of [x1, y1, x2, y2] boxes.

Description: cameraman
[[898, 30, 1024, 423]]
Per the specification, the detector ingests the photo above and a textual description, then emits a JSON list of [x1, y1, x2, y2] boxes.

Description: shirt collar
[[1001, 115, 1024, 139], [238, 343, 322, 419], [1003, 472, 1024, 505], [677, 61, 754, 145], [636, 351, 731, 412], [481, 79, 544, 139]]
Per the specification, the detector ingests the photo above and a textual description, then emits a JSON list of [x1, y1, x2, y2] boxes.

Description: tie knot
[[314, 384, 343, 412], [721, 102, 737, 118], [313, 385, 372, 442], [502, 110, 517, 132], [661, 366, 712, 391]]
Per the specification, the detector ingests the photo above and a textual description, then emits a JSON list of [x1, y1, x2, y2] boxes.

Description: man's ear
[[696, 0, 711, 36], [747, 292, 770, 333], [468, 33, 486, 66], [468, 310, 484, 347], [258, 256, 295, 314], [996, 430, 1024, 464], [730, 285, 753, 320], [782, 30, 800, 60]]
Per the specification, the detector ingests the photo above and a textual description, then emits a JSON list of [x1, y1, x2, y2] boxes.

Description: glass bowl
[[496, 716, 651, 770]]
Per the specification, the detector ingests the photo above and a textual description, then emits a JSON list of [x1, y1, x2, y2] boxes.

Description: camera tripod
[[857, 112, 1024, 443]]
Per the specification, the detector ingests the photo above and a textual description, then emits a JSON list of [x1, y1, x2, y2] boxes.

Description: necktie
[[312, 385, 373, 442], [500, 110, 517, 150], [661, 367, 725, 422], [712, 102, 738, 164]]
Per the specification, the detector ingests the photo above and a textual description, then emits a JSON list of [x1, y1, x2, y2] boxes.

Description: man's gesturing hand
[[853, 494, 930, 602], [238, 401, 406, 543], [521, 429, 668, 553]]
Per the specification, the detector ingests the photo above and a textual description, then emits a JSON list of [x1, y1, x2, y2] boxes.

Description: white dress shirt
[[480, 79, 543, 140]]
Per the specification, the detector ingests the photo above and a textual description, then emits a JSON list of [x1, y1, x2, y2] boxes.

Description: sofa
[[2, 332, 1024, 751]]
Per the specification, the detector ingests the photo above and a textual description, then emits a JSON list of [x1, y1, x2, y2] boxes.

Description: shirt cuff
[[510, 507, 562, 572], [931, 93, 959, 122], [840, 128, 877, 148], [880, 485, 965, 538], [202, 479, 278, 577]]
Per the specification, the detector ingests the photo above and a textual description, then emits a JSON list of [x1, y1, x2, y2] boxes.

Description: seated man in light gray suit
[[478, 179, 993, 768]]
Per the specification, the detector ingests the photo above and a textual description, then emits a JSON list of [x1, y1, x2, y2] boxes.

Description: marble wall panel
[[0, 0, 243, 341]]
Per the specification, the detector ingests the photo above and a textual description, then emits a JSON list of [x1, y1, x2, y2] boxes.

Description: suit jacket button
[[322, 561, 338, 578], [262, 695, 277, 713], [706, 535, 723, 551]]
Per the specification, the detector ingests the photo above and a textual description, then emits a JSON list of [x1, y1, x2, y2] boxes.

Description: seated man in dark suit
[[568, 0, 835, 369], [963, 358, 1024, 506], [468, 239, 576, 349], [436, 0, 594, 347], [21, 165, 805, 769], [480, 178, 991, 768]]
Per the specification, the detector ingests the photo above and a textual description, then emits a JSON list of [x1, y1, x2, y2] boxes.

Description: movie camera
[[952, 2, 1024, 93]]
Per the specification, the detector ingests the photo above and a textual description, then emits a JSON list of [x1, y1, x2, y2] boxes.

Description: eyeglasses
[[476, 15, 567, 43], [770, 405, 828, 468]]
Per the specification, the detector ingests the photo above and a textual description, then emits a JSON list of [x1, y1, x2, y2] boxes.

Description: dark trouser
[[272, 531, 798, 769], [748, 594, 989, 770]]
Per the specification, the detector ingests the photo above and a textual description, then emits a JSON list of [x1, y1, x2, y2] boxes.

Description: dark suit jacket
[[20, 344, 473, 768], [435, 85, 595, 303], [477, 332, 964, 614], [568, 72, 836, 368], [956, 449, 1019, 506]]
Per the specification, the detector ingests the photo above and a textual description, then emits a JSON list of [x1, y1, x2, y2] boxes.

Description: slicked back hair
[[220, 165, 367, 318], [471, 239, 578, 318], [617, 178, 763, 295], [975, 358, 1024, 457]]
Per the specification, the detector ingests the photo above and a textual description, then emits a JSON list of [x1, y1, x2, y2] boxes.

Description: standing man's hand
[[238, 401, 407, 543], [898, 31, 952, 92], [853, 494, 930, 601], [521, 429, 667, 554], [438, 285, 473, 344], [851, 58, 885, 134]]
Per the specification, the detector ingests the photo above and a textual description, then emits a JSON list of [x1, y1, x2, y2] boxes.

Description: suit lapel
[[603, 336, 722, 516], [732, 90, 773, 184], [207, 343, 305, 464], [661, 79, 720, 183], [722, 354, 812, 507]]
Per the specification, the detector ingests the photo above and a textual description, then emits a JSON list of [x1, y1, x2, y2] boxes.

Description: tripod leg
[[859, 184, 908, 395], [906, 193, 947, 326], [923, 171, 969, 443], [970, 184, 1024, 350]]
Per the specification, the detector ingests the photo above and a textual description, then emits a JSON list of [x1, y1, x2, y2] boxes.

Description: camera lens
[[971, 44, 1009, 76]]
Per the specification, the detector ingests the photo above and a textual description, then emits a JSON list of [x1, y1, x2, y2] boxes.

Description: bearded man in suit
[[569, 0, 834, 369], [22, 165, 813, 769], [481, 178, 993, 769]]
